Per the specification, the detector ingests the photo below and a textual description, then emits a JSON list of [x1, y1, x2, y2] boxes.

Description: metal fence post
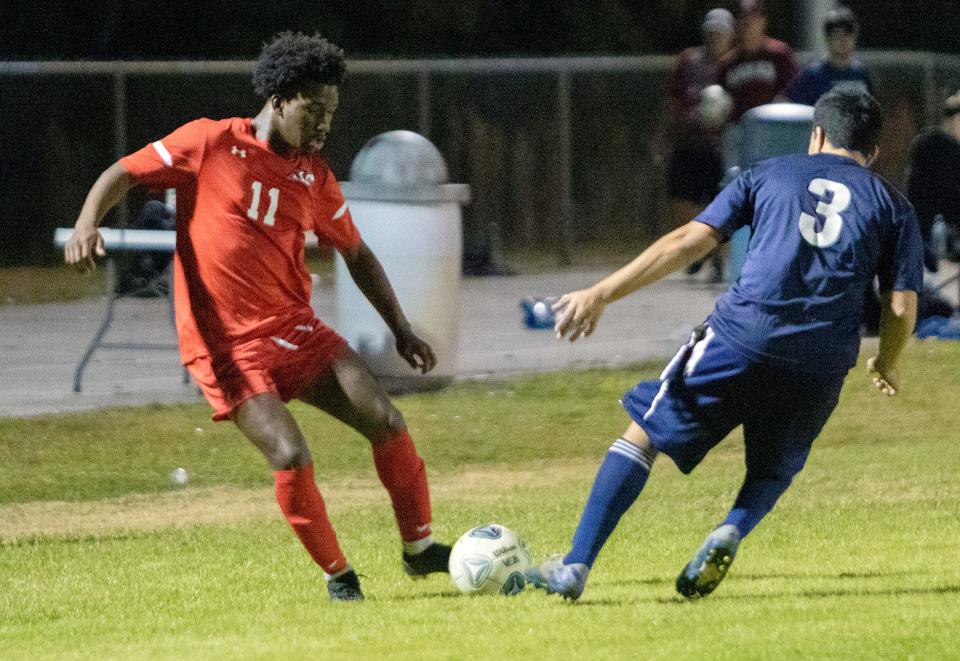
[[113, 70, 129, 227], [556, 67, 573, 265], [418, 68, 432, 139]]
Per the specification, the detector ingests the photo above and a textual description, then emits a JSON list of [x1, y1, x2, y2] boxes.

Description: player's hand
[[552, 287, 606, 342], [867, 356, 900, 397], [395, 326, 437, 374], [64, 222, 106, 272]]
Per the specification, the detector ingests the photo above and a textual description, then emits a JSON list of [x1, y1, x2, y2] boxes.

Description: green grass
[[0, 266, 107, 306], [2, 342, 960, 659]]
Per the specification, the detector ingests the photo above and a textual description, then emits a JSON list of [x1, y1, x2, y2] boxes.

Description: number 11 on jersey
[[247, 180, 280, 226]]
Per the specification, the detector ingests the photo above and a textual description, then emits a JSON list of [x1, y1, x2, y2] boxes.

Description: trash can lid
[[343, 130, 471, 203], [742, 102, 814, 125]]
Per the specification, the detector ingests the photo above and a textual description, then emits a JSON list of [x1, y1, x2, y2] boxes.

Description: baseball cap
[[824, 6, 859, 34], [738, 0, 767, 17], [703, 8, 734, 33]]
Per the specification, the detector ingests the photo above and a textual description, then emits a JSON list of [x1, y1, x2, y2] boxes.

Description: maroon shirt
[[717, 37, 798, 121], [670, 46, 719, 120]]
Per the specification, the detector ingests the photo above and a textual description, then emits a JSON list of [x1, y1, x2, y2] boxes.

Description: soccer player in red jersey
[[716, 0, 798, 122], [64, 32, 450, 601]]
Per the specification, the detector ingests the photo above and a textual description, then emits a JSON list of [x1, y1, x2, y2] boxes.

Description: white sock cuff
[[609, 438, 656, 470], [403, 533, 434, 555], [325, 564, 354, 581]]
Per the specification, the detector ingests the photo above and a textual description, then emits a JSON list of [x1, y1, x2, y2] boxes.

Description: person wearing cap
[[906, 90, 960, 274], [787, 6, 876, 106], [716, 0, 798, 122], [660, 7, 734, 281]]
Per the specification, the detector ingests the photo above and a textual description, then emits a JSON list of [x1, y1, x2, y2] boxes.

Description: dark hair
[[253, 31, 346, 99], [824, 6, 858, 35], [813, 85, 882, 155]]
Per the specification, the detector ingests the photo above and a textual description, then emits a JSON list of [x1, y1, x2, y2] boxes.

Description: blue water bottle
[[520, 296, 559, 329]]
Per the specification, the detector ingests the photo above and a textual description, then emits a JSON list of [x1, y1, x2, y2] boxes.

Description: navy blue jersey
[[786, 60, 874, 107], [696, 152, 923, 375]]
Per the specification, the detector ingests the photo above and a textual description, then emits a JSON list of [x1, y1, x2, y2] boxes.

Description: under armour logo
[[231, 146, 247, 158]]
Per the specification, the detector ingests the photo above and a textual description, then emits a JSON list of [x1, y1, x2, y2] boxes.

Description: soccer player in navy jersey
[[526, 86, 923, 601]]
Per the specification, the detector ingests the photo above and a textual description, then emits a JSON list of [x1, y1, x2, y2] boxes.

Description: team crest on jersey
[[289, 169, 316, 187]]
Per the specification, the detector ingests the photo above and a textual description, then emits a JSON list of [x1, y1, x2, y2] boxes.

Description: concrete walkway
[[7, 260, 956, 418]]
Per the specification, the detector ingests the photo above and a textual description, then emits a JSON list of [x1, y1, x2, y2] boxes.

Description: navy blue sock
[[564, 439, 656, 568], [722, 473, 795, 538]]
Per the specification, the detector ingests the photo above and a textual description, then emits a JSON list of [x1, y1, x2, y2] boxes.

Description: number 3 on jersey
[[798, 178, 850, 248], [247, 180, 279, 226]]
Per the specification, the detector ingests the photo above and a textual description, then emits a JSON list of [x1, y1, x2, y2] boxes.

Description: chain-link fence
[[2, 52, 959, 268]]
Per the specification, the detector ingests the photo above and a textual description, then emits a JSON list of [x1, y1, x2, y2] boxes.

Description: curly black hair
[[252, 31, 346, 99]]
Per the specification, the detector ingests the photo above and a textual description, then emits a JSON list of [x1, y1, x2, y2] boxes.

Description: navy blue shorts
[[622, 325, 845, 475]]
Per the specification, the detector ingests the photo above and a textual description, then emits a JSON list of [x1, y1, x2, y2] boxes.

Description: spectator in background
[[663, 8, 734, 282], [787, 6, 875, 106], [717, 0, 798, 123], [906, 89, 960, 273]]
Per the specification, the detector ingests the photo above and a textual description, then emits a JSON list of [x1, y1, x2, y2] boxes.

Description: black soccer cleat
[[675, 524, 740, 599], [326, 569, 364, 602], [403, 542, 452, 579]]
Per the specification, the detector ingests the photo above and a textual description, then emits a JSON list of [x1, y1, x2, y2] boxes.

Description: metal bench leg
[[74, 259, 117, 392]]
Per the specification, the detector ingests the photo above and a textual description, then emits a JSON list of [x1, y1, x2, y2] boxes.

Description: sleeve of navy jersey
[[877, 196, 924, 294], [693, 169, 755, 239]]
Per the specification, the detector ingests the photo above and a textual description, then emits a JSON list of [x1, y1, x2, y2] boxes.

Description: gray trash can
[[726, 103, 814, 281], [334, 131, 471, 391]]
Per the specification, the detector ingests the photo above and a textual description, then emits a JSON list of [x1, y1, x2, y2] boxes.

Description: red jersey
[[716, 37, 798, 121], [120, 118, 361, 363]]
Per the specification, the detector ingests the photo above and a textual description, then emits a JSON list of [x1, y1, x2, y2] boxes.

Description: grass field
[[2, 342, 959, 660]]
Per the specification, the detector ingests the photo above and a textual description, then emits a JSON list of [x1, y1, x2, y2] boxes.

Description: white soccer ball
[[697, 84, 734, 128], [170, 467, 189, 485], [448, 523, 532, 596]]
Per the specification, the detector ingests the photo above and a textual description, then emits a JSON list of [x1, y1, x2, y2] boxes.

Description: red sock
[[372, 429, 433, 542], [274, 464, 347, 575]]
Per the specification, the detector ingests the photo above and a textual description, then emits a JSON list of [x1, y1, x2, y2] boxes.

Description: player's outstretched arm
[[339, 240, 437, 373], [867, 290, 918, 397], [64, 162, 136, 271], [553, 221, 720, 342]]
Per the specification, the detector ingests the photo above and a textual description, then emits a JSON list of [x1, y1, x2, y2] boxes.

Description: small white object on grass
[[171, 467, 189, 485]]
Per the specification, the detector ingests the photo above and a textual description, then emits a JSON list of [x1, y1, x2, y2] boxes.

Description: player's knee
[[367, 401, 406, 444], [267, 437, 312, 470]]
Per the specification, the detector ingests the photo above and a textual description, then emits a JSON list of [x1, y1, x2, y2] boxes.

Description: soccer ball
[[697, 84, 734, 128], [448, 523, 533, 596]]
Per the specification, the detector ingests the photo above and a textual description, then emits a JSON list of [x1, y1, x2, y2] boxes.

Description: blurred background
[[2, 0, 959, 272]]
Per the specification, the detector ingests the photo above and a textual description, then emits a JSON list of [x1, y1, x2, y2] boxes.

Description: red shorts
[[187, 317, 349, 421]]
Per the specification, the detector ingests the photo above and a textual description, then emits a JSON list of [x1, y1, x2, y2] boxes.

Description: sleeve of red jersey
[[312, 165, 361, 251], [119, 119, 211, 188]]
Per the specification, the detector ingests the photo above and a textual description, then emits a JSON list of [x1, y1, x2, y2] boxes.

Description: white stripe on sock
[[609, 439, 653, 470]]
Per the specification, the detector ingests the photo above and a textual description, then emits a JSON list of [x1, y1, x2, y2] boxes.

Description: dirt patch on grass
[[0, 459, 597, 543]]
